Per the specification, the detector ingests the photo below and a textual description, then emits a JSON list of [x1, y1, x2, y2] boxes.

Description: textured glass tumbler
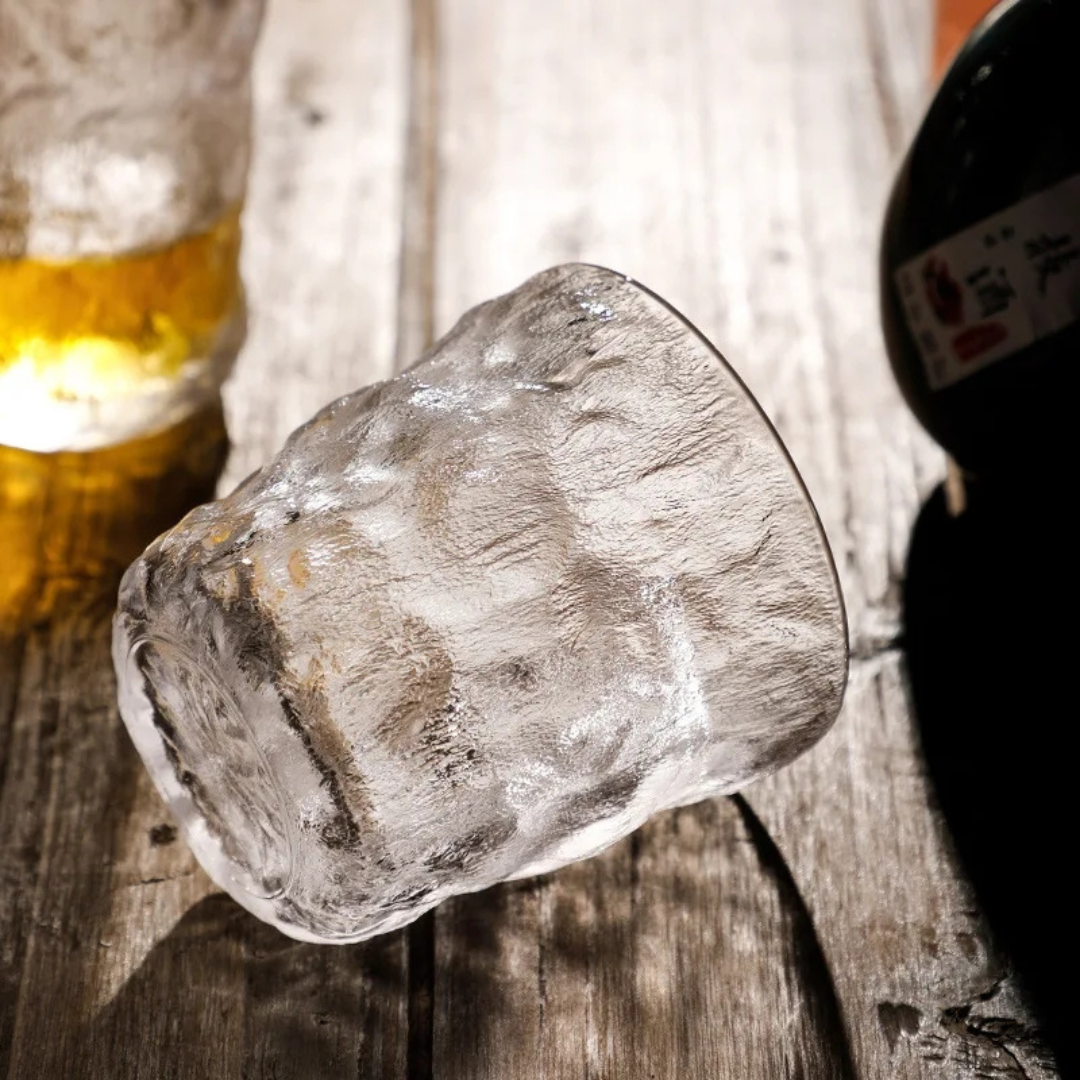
[[0, 0, 265, 451], [114, 265, 849, 944]]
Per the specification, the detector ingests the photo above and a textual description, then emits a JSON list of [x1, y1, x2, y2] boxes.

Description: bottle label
[[894, 173, 1080, 390]]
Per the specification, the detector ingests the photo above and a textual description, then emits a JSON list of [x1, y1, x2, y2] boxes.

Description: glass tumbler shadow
[[114, 264, 849, 943]]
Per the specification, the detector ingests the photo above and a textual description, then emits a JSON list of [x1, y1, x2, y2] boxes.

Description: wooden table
[[0, 0, 1063, 1076]]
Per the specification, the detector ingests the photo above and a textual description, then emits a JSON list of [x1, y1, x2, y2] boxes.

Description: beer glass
[[0, 0, 265, 452]]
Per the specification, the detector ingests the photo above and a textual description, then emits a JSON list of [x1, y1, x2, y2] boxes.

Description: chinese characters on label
[[895, 173, 1080, 390]]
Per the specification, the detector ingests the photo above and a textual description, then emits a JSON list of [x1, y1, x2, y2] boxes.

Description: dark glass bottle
[[881, 0, 1080, 477]]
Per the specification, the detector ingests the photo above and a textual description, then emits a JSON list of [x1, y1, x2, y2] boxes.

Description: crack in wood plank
[[397, 2, 441, 1076], [395, 0, 440, 375]]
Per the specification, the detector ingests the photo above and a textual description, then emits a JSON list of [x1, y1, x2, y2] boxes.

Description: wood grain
[[435, 797, 858, 1079], [428, 0, 1057, 1075], [0, 0, 412, 1076], [224, 0, 408, 491], [0, 0, 1061, 1076]]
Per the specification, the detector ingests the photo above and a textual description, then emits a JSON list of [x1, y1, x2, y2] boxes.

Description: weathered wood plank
[[757, 654, 1060, 1080], [745, 1, 1055, 1076], [429, 0, 1057, 1075], [436, 797, 857, 1079], [0, 609, 245, 1080], [0, 0, 412, 1075], [223, 0, 408, 490], [0, 0, 1062, 1076], [394, 0, 440, 375], [0, 412, 230, 1079]]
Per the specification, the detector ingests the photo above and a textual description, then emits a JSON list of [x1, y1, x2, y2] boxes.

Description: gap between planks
[[396, 1, 440, 1077]]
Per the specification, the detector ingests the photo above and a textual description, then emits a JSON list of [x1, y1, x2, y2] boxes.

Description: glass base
[[118, 635, 296, 905]]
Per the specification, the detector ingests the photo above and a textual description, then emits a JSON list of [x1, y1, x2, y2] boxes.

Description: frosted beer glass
[[0, 0, 265, 452]]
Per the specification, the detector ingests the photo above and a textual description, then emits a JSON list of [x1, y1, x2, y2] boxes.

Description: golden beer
[[0, 208, 243, 452]]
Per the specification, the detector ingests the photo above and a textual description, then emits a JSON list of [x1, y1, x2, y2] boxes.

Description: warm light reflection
[[0, 399, 229, 631], [0, 208, 242, 452]]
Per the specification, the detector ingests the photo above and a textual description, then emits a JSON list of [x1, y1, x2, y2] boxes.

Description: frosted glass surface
[[114, 265, 848, 943]]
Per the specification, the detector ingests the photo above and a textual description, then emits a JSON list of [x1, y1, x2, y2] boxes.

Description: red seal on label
[[951, 321, 1009, 362]]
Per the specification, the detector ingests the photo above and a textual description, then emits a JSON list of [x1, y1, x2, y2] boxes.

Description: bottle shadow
[[904, 478, 1075, 1077], [0, 400, 229, 633]]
